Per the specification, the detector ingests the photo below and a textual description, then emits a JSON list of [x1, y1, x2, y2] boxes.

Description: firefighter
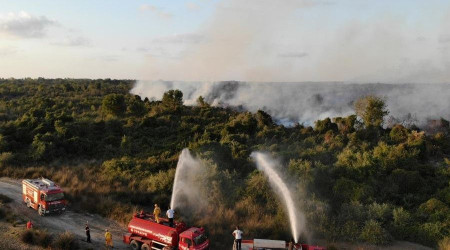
[[153, 204, 161, 223], [232, 226, 243, 250], [85, 222, 91, 243], [105, 229, 113, 249], [26, 220, 33, 229], [166, 206, 175, 227], [288, 238, 294, 250]]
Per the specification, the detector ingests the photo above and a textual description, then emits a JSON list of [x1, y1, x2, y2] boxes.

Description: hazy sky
[[0, 0, 449, 82]]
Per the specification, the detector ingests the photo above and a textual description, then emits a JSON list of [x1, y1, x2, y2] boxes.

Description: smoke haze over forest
[[132, 81, 450, 126]]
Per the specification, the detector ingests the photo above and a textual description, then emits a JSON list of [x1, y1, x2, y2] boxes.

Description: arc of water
[[170, 149, 189, 209], [251, 152, 301, 243]]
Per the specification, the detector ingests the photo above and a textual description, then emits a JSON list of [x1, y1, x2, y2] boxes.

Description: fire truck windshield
[[193, 233, 207, 246], [45, 192, 64, 201]]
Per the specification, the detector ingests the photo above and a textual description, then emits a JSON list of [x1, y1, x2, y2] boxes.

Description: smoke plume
[[140, 0, 450, 83], [132, 81, 450, 126]]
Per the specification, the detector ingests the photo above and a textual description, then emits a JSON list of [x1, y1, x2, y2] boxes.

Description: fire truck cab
[[22, 178, 67, 216]]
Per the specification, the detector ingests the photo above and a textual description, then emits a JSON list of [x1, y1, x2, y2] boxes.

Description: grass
[[52, 232, 78, 250]]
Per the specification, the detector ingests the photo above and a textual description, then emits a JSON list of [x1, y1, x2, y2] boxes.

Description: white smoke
[[139, 0, 450, 83], [131, 81, 450, 126]]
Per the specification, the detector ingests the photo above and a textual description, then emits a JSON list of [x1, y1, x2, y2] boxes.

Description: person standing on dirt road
[[232, 226, 243, 250], [166, 206, 175, 227], [105, 229, 113, 248], [153, 204, 161, 223], [26, 220, 33, 229], [85, 222, 91, 243]]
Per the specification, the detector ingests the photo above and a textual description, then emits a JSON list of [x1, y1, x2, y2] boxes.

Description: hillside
[[0, 78, 449, 249]]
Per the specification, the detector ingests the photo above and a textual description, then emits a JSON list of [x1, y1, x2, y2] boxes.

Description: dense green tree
[[102, 94, 126, 116], [162, 89, 183, 109], [355, 96, 389, 127]]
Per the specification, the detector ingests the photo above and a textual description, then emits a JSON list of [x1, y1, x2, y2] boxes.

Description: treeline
[[0, 78, 449, 248]]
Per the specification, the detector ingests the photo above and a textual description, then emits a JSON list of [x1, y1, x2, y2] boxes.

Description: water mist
[[170, 148, 206, 211], [251, 152, 305, 243]]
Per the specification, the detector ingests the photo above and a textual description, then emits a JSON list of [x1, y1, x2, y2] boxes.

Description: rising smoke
[[140, 0, 450, 83], [131, 81, 450, 126]]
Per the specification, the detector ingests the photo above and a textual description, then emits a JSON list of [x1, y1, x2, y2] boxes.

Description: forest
[[0, 78, 449, 249]]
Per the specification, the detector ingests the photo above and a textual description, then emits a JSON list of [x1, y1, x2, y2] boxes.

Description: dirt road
[[0, 177, 129, 249]]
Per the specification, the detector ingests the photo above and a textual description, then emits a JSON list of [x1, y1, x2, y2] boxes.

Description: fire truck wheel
[[130, 240, 141, 250], [38, 206, 45, 216], [141, 243, 150, 250]]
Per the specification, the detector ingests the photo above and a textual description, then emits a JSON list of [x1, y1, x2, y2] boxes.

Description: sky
[[0, 0, 449, 82]]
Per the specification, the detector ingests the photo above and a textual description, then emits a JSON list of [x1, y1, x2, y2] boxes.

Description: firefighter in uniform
[[153, 204, 161, 223], [26, 220, 33, 229], [105, 229, 113, 248], [85, 223, 91, 243]]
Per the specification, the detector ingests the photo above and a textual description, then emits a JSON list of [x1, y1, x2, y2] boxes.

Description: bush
[[438, 237, 450, 250], [52, 232, 78, 250], [417, 222, 446, 247], [360, 219, 392, 245], [20, 230, 35, 244], [0, 194, 12, 204], [0, 152, 14, 167], [35, 230, 53, 248], [20, 229, 53, 247]]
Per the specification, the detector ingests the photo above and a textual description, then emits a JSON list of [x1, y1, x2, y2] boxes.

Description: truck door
[[179, 237, 193, 250]]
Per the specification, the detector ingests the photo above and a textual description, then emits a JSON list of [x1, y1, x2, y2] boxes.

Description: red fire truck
[[123, 212, 209, 250], [22, 178, 67, 216]]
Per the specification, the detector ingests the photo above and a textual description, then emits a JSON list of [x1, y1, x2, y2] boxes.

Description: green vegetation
[[0, 78, 449, 248]]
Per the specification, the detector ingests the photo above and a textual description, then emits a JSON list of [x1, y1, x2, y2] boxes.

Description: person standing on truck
[[105, 229, 113, 249], [85, 222, 91, 243], [166, 206, 175, 227], [288, 238, 294, 250], [26, 220, 33, 229], [153, 204, 161, 223], [232, 226, 243, 250]]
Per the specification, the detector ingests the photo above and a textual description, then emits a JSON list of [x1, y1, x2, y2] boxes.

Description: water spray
[[170, 148, 205, 210], [251, 152, 304, 243]]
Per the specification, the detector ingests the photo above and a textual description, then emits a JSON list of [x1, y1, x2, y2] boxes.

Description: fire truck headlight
[[62, 207, 66, 210]]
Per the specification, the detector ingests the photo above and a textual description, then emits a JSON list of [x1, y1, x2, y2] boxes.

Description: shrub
[[367, 202, 392, 224], [0, 194, 12, 204], [0, 152, 14, 167], [392, 207, 413, 239], [360, 219, 392, 245], [102, 94, 126, 116], [52, 232, 78, 250], [438, 237, 450, 250], [417, 222, 446, 247], [20, 229, 53, 247], [35, 230, 53, 248], [21, 230, 35, 244]]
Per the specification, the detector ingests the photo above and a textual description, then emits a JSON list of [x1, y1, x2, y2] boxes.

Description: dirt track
[[0, 177, 128, 249]]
